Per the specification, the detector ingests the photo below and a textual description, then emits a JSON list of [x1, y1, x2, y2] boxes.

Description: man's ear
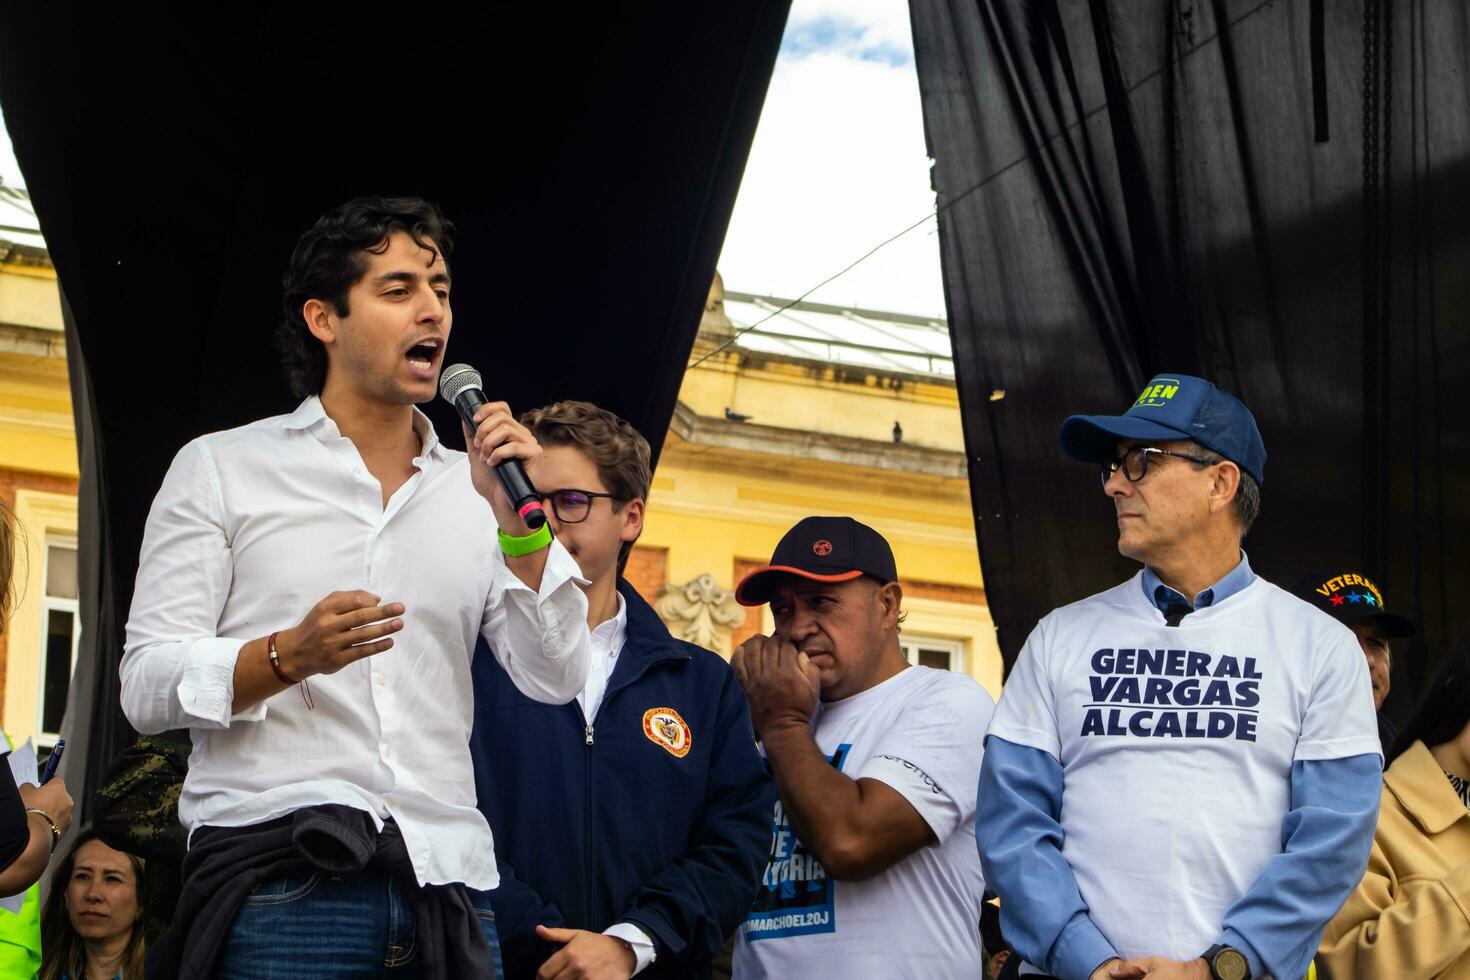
[[303, 298, 337, 345], [878, 580, 904, 630], [619, 498, 645, 544], [1209, 460, 1242, 516]]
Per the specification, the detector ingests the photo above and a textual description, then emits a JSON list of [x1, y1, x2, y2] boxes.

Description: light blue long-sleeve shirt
[[977, 555, 1381, 978], [978, 738, 1380, 979]]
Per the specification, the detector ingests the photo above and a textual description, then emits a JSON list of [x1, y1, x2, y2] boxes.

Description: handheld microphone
[[439, 363, 548, 530]]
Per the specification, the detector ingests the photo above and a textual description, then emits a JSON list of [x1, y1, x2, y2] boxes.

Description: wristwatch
[[1201, 944, 1250, 980]]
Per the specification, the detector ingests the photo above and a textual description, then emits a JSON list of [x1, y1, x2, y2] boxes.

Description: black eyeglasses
[[1100, 447, 1218, 485], [541, 488, 624, 524]]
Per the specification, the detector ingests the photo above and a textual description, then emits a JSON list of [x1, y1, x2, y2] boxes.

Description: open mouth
[[405, 338, 442, 374]]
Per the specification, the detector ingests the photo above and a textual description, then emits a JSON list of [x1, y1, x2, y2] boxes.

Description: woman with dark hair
[[1317, 630, 1470, 978], [39, 830, 145, 980]]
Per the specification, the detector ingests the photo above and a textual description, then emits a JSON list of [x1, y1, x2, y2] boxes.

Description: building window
[[38, 539, 79, 745], [901, 635, 964, 672]]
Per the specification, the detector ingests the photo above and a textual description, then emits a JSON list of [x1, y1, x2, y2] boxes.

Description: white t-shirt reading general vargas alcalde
[[988, 572, 1380, 968], [733, 665, 995, 980]]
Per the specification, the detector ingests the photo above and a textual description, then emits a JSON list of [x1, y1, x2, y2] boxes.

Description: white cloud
[[784, 0, 916, 64], [716, 0, 944, 318]]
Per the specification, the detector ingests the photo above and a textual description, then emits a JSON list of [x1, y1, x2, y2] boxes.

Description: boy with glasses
[[978, 374, 1382, 980], [469, 401, 773, 980]]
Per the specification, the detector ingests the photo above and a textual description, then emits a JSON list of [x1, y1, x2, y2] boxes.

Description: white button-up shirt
[[575, 593, 627, 722], [120, 397, 590, 889]]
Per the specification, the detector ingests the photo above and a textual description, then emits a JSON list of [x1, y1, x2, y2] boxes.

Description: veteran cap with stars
[[1289, 568, 1416, 638]]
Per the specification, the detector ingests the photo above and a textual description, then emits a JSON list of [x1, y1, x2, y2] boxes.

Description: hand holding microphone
[[440, 364, 548, 531]]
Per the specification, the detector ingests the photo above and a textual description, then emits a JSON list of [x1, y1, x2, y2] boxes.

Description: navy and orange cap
[[735, 516, 898, 607], [1289, 568, 1416, 638]]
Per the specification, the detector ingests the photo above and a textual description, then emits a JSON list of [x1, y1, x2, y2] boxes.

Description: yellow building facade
[[0, 186, 78, 749], [0, 202, 1000, 750], [627, 279, 1001, 696]]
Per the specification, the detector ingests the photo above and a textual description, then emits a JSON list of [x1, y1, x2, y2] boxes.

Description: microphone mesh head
[[439, 363, 483, 404]]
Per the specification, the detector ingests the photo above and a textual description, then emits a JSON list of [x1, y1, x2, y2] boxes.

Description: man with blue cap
[[976, 374, 1383, 980]]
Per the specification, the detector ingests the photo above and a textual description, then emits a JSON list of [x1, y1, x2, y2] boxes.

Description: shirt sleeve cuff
[[496, 538, 589, 601], [176, 637, 267, 727], [985, 722, 1062, 762], [603, 922, 656, 975], [539, 540, 590, 598], [1293, 734, 1384, 763], [1218, 928, 1265, 980], [1050, 912, 1118, 980]]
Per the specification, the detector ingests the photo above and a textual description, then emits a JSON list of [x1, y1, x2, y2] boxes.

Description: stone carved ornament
[[656, 574, 745, 653]]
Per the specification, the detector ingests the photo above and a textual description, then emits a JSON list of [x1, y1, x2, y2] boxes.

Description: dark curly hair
[[277, 196, 455, 397]]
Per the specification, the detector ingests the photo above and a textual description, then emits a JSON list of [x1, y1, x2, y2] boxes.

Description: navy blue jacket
[[471, 580, 774, 980]]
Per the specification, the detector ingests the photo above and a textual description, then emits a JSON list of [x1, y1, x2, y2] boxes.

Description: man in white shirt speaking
[[120, 196, 590, 979], [978, 374, 1383, 980], [728, 516, 995, 980]]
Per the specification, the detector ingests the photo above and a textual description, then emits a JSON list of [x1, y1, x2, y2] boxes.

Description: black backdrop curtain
[[0, 2, 790, 822], [910, 0, 1470, 717]]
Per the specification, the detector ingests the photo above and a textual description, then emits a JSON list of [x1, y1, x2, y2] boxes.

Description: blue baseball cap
[[1058, 373, 1266, 485]]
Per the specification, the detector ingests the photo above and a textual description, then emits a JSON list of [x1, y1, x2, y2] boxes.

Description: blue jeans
[[216, 870, 503, 979]]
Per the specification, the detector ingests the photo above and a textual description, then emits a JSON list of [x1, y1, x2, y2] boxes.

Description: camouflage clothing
[[93, 730, 190, 946]]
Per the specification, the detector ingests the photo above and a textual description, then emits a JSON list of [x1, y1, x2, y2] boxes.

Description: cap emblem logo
[[812, 540, 833, 557], [642, 707, 691, 758], [1134, 378, 1182, 408], [1315, 574, 1384, 608]]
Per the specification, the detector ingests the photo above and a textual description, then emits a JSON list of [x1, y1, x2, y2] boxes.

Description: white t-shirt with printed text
[[733, 665, 995, 980], [987, 573, 1381, 968]]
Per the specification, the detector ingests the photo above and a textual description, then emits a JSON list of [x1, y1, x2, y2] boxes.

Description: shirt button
[[353, 467, 363, 476], [375, 673, 386, 687], [381, 744, 391, 760]]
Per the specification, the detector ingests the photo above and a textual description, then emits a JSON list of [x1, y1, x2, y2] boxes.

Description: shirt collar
[[591, 592, 628, 655], [410, 406, 444, 460], [1142, 550, 1255, 613], [283, 396, 445, 460], [282, 395, 329, 431], [1388, 740, 1470, 835]]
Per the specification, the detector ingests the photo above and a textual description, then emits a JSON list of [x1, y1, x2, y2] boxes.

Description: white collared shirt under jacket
[[120, 397, 591, 890]]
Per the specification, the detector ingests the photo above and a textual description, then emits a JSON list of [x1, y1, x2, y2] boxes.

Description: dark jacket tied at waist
[[146, 804, 491, 979]]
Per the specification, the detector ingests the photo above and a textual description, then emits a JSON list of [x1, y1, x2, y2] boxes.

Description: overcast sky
[[716, 0, 946, 318], [0, 105, 21, 190], [0, 3, 945, 317]]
